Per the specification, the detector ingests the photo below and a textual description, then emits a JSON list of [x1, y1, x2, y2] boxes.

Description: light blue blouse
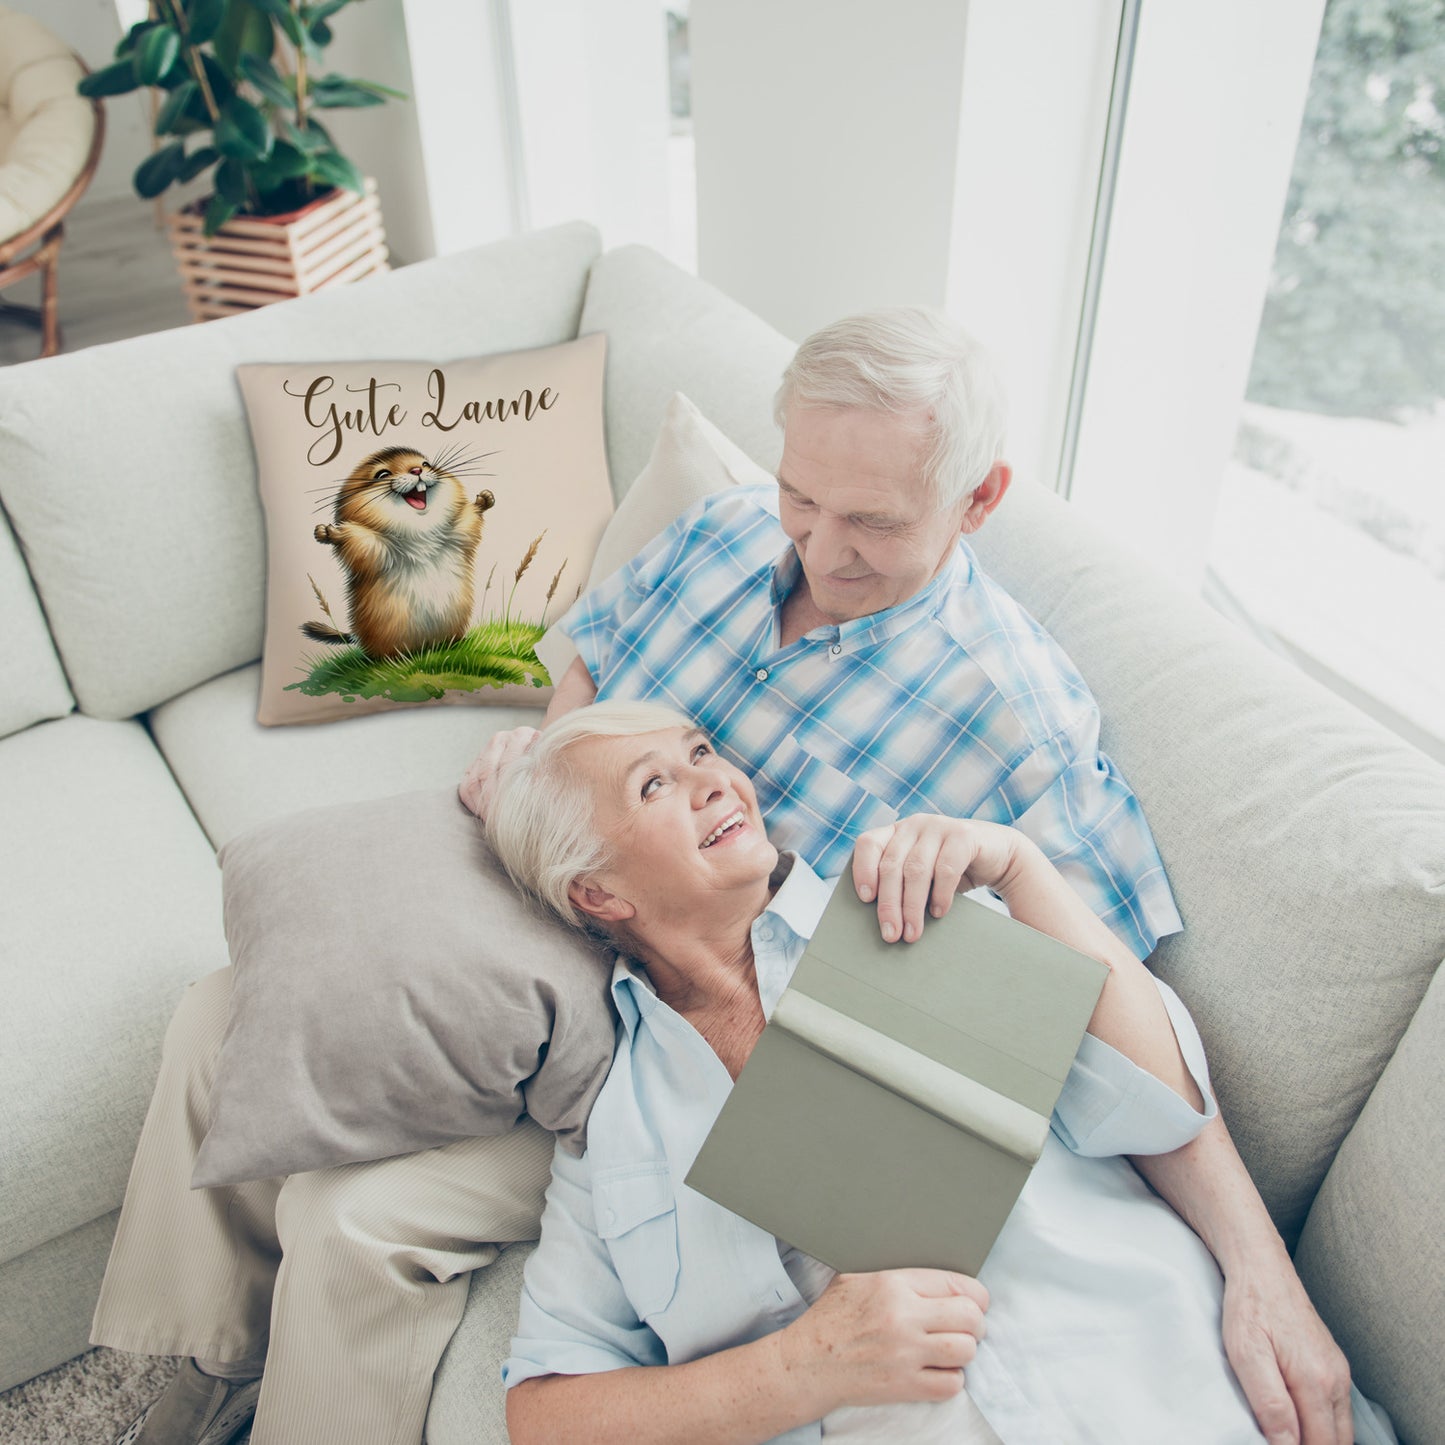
[[504, 857, 1271, 1443]]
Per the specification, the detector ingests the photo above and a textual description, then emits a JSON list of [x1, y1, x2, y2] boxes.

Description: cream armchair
[[0, 5, 102, 358]]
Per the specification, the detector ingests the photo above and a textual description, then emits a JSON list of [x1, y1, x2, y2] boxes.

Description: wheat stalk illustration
[[505, 532, 545, 626], [542, 559, 568, 624], [308, 573, 345, 633], [480, 561, 497, 620]]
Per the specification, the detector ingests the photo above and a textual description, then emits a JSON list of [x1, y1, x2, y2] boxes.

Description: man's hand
[[1221, 1262, 1353, 1445], [851, 815, 1025, 943], [459, 726, 540, 821]]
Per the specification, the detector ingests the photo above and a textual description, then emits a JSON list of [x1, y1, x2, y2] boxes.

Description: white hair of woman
[[487, 699, 697, 932], [775, 307, 1008, 511]]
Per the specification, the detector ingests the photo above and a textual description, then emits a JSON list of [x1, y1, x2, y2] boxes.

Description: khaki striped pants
[[91, 968, 554, 1445]]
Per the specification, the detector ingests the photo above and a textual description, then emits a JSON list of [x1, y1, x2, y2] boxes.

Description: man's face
[[776, 405, 973, 623]]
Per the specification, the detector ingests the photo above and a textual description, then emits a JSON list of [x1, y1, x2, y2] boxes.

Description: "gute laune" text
[[284, 370, 560, 466]]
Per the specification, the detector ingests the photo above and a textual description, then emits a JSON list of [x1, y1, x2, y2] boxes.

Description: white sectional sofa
[[1, 222, 1441, 1444]]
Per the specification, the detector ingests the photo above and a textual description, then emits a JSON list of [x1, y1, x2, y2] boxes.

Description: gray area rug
[[0, 1350, 211, 1445]]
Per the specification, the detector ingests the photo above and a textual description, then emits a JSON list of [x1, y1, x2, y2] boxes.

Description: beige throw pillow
[[534, 391, 771, 681], [193, 788, 618, 1188], [239, 334, 613, 725]]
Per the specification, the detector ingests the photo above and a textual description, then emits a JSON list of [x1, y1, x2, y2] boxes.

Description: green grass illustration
[[287, 617, 551, 704]]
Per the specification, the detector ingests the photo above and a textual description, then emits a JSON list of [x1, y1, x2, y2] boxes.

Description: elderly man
[[95, 311, 1350, 1445], [463, 309, 1353, 1445]]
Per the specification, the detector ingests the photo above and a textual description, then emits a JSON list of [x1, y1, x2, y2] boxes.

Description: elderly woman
[[485, 700, 1293, 1445]]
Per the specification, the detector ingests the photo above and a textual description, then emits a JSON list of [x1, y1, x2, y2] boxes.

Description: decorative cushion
[[192, 788, 618, 1188], [535, 392, 764, 680], [0, 504, 72, 739], [0, 221, 602, 721], [237, 334, 612, 724]]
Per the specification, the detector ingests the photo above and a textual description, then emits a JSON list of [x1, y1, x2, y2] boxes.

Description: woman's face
[[566, 726, 778, 926]]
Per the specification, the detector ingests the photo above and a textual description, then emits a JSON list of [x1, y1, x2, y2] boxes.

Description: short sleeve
[[503, 1140, 666, 1389], [553, 495, 714, 688], [998, 707, 1183, 961], [1051, 977, 1217, 1158]]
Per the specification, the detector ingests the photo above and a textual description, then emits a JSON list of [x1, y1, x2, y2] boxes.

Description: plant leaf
[[178, 144, 220, 182], [282, 115, 332, 153], [351, 78, 408, 101], [186, 0, 226, 47], [215, 95, 274, 160], [215, 155, 249, 204], [133, 142, 185, 199], [239, 52, 295, 107], [115, 20, 156, 59], [249, 0, 306, 46], [265, 139, 312, 178], [79, 60, 141, 98], [199, 52, 236, 107], [213, 0, 274, 74], [154, 78, 198, 135], [309, 75, 384, 108], [203, 192, 239, 235], [309, 148, 363, 194], [134, 25, 181, 86], [308, 18, 332, 47]]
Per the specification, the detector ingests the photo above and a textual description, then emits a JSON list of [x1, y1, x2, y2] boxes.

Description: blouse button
[[830, 644, 842, 656], [755, 668, 769, 682]]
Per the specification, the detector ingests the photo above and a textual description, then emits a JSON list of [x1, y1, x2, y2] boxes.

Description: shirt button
[[830, 644, 842, 655], [755, 668, 769, 682], [756, 924, 773, 943]]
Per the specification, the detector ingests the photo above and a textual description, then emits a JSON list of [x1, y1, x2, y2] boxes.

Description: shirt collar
[[767, 542, 972, 651], [609, 851, 835, 1037]]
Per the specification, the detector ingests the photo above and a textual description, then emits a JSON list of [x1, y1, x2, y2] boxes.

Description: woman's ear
[[567, 879, 636, 924]]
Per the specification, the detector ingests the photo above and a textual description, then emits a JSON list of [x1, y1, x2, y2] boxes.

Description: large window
[[1206, 0, 1445, 757]]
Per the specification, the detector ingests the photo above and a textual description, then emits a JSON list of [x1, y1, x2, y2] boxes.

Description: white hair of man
[[487, 699, 698, 933], [774, 307, 1008, 511]]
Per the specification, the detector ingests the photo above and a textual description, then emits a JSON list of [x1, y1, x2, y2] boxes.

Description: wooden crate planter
[[166, 179, 389, 322]]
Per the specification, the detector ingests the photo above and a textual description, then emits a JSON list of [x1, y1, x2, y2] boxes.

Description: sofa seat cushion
[[968, 477, 1445, 1244], [148, 663, 544, 849], [0, 715, 226, 1267], [580, 244, 795, 500], [0, 222, 602, 722]]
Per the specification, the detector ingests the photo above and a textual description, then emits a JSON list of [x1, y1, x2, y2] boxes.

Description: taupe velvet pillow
[[192, 789, 617, 1188]]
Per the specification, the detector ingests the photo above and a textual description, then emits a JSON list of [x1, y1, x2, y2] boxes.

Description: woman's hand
[[779, 1269, 989, 1411], [852, 815, 1029, 943], [459, 726, 540, 821]]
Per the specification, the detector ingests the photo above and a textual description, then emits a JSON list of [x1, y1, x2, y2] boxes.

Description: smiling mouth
[[700, 811, 746, 848], [402, 483, 427, 511]]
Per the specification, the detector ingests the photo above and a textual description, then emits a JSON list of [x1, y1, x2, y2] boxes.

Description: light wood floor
[[0, 194, 192, 366]]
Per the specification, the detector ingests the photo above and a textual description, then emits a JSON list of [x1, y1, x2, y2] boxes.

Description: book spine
[[771, 990, 1050, 1165]]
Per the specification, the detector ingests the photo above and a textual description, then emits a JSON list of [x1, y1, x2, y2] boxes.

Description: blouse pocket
[[593, 1162, 681, 1321]]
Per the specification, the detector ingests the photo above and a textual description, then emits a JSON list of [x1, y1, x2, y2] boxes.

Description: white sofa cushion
[[0, 222, 602, 722], [968, 477, 1445, 1245], [580, 244, 795, 498], [0, 505, 72, 738], [0, 715, 227, 1267], [148, 663, 543, 849]]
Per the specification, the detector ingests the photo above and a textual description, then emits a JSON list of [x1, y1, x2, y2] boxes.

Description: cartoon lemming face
[[305, 444, 496, 660]]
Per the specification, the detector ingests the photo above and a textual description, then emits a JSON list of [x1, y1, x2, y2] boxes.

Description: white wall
[[689, 0, 973, 342], [509, 0, 671, 253]]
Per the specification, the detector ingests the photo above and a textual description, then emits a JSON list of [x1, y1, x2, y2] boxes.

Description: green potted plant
[[79, 0, 404, 317]]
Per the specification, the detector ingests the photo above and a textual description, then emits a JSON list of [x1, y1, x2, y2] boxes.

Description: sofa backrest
[[0, 503, 72, 738], [0, 221, 603, 721]]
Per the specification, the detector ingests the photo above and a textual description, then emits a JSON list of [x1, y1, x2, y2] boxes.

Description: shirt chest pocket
[[757, 731, 898, 866], [593, 1164, 681, 1322]]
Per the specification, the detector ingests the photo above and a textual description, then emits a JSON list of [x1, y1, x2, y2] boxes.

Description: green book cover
[[684, 886, 1109, 1276]]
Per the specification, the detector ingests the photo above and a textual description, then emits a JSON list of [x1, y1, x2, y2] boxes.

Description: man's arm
[[1131, 1120, 1353, 1445]]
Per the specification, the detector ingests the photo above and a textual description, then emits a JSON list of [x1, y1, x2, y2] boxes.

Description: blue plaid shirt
[[559, 484, 1181, 959]]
